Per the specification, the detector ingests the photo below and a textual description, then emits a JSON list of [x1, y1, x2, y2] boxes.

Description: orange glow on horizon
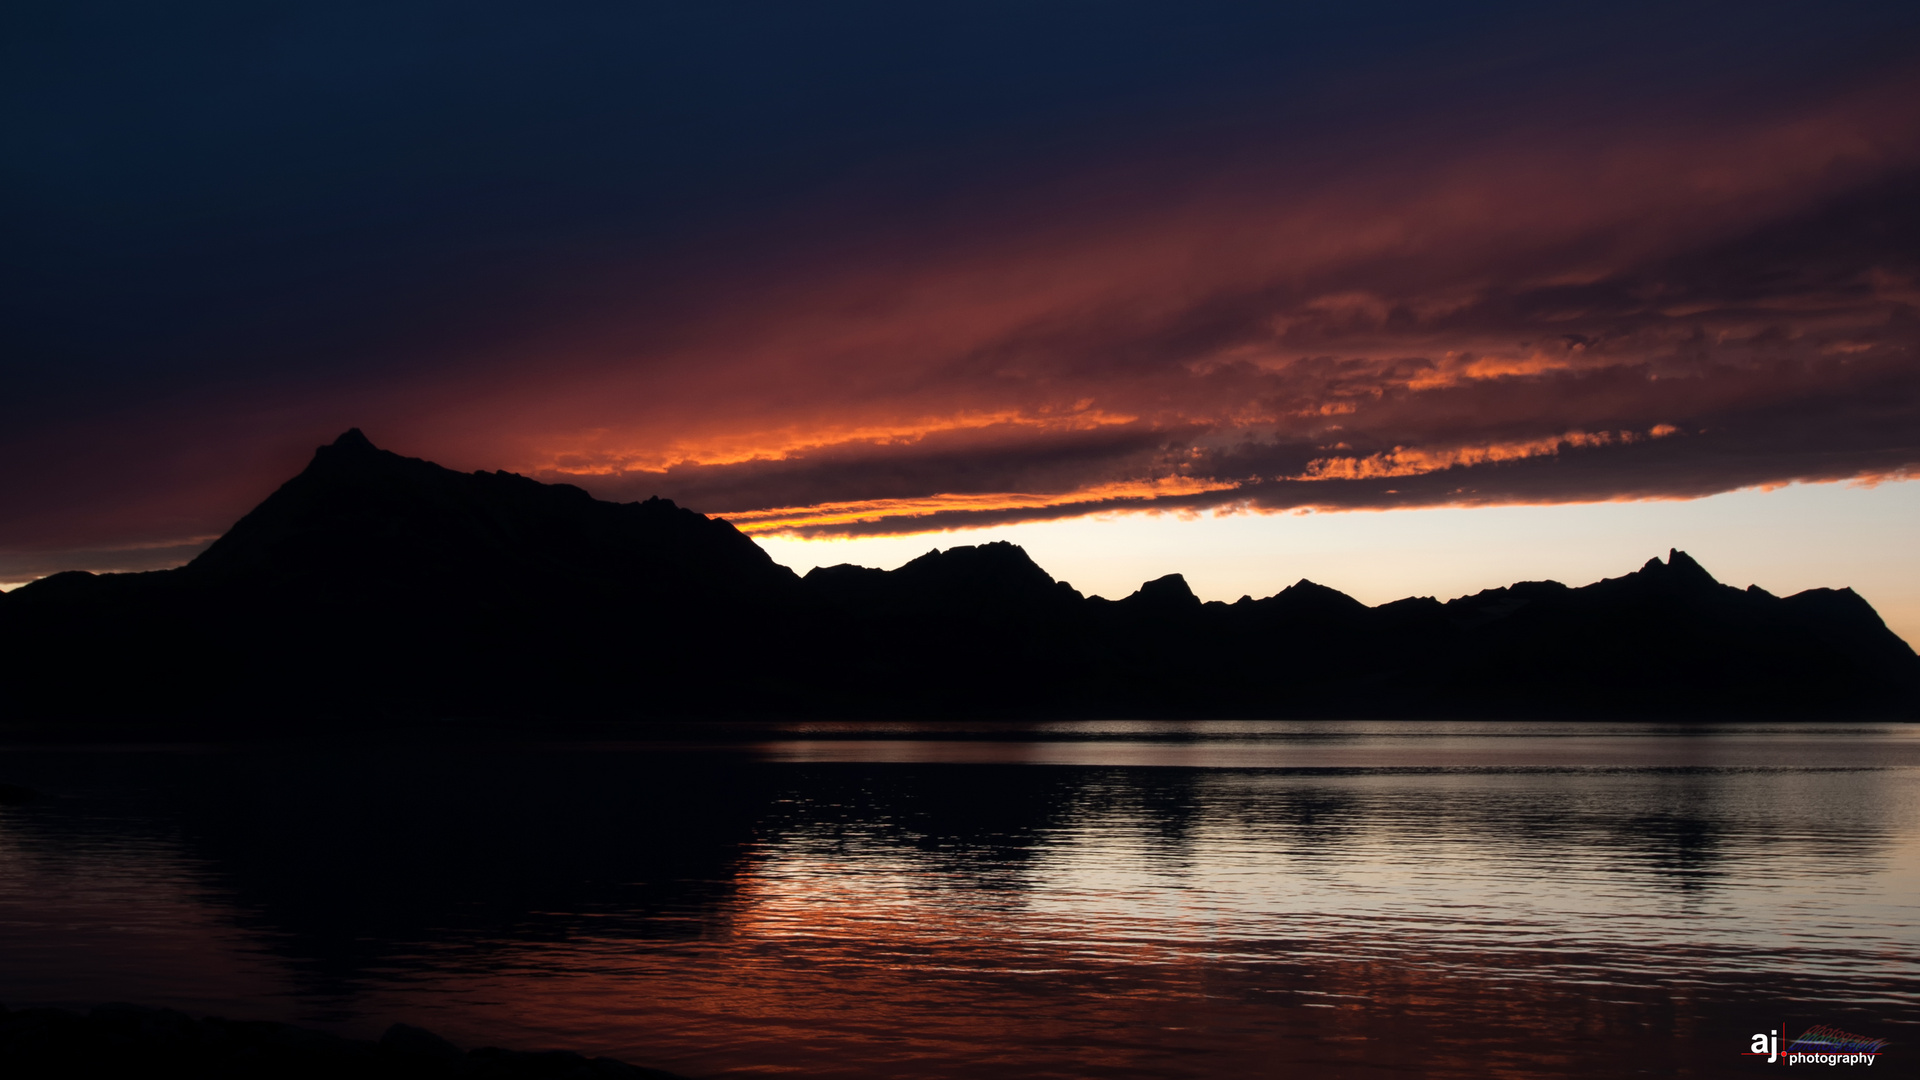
[[727, 467, 1920, 542], [725, 475, 1240, 534], [718, 428, 1701, 536]]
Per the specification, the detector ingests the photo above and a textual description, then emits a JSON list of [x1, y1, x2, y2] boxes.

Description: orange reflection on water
[[372, 843, 1782, 1080], [6, 736, 1914, 1079]]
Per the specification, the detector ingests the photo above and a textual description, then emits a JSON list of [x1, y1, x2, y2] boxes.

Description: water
[[1, 722, 1915, 1077]]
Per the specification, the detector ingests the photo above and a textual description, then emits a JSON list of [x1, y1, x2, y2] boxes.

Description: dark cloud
[[3, 3, 1919, 562], [550, 162, 1920, 538]]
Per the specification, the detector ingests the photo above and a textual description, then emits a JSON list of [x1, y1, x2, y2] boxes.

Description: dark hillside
[[1, 432, 801, 721], [3, 432, 1914, 723]]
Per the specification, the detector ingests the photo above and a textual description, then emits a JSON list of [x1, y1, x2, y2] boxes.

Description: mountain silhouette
[[190, 429, 794, 601], [3, 432, 1915, 722]]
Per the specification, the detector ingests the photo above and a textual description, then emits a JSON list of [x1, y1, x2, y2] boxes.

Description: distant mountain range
[[3, 430, 1915, 722]]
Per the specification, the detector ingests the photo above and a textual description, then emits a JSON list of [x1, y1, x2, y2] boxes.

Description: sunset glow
[[724, 476, 1242, 536], [2, 2, 1915, 637]]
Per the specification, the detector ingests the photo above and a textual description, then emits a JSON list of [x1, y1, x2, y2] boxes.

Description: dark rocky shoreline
[[0, 1002, 687, 1078]]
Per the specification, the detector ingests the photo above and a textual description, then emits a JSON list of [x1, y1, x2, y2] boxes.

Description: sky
[[4, 2, 1919, 641]]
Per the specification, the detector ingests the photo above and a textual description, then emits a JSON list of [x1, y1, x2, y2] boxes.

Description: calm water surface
[[1, 721, 1915, 1078]]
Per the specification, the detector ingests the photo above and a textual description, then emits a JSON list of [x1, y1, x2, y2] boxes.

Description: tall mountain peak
[[182, 428, 792, 597], [330, 428, 377, 451]]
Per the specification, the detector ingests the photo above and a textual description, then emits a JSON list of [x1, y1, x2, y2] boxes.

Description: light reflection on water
[[0, 722, 1915, 1078]]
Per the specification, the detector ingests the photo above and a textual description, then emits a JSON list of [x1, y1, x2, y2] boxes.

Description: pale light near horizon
[[752, 479, 1920, 650]]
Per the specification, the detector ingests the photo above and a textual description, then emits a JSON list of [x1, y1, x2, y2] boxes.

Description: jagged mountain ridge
[[2, 431, 1914, 722]]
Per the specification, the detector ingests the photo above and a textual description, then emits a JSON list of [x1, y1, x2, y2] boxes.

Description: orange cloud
[[532, 405, 1141, 477], [724, 475, 1241, 535], [1297, 427, 1680, 482]]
